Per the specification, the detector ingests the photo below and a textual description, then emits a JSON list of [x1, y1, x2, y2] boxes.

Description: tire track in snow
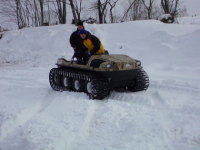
[[110, 88, 174, 149], [109, 91, 155, 106], [0, 89, 57, 142], [150, 81, 200, 94], [37, 89, 58, 113], [150, 94, 174, 150], [0, 103, 41, 141], [66, 101, 99, 150], [108, 79, 200, 105]]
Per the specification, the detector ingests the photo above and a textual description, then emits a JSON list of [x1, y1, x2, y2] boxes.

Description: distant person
[[69, 21, 88, 64], [79, 29, 106, 57]]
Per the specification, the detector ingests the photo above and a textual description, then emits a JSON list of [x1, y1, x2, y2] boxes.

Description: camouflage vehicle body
[[49, 54, 149, 99]]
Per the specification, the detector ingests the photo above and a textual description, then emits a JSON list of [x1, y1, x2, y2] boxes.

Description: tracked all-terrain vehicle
[[49, 54, 149, 99]]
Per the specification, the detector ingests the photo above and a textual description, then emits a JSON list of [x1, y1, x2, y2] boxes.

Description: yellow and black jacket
[[83, 34, 105, 55]]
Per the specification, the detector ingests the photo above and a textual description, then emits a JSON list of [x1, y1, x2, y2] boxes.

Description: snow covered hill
[[0, 20, 200, 150]]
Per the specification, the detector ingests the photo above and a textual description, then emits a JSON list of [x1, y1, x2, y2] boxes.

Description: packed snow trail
[[0, 20, 200, 150], [0, 67, 199, 150]]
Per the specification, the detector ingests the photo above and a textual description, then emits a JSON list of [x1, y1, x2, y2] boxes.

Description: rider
[[79, 29, 105, 56], [69, 21, 88, 64]]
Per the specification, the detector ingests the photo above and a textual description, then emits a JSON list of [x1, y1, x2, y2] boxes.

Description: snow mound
[[178, 16, 200, 24], [1, 20, 200, 150]]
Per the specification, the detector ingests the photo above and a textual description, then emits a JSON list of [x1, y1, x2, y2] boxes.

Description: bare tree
[[108, 0, 119, 23], [0, 0, 34, 28], [24, 0, 31, 26], [0, 0, 185, 28], [88, 0, 109, 24], [122, 0, 164, 21], [39, 0, 44, 25], [0, 0, 61, 28], [14, 0, 27, 29], [68, 0, 83, 24], [121, 0, 137, 21], [99, 0, 109, 24], [33, 0, 40, 26], [132, 0, 145, 20], [161, 0, 169, 14], [63, 0, 67, 23], [55, 0, 66, 24], [161, 0, 180, 18], [68, 0, 77, 24], [141, 0, 155, 19], [75, 0, 83, 22]]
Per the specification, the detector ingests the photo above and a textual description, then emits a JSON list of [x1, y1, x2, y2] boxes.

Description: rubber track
[[49, 68, 149, 99], [49, 67, 96, 91], [135, 69, 149, 91]]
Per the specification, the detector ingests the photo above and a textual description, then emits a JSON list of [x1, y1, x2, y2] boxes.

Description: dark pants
[[73, 50, 89, 65]]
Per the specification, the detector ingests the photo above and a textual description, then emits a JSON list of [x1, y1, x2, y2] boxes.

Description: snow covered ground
[[177, 16, 200, 24], [0, 20, 200, 150]]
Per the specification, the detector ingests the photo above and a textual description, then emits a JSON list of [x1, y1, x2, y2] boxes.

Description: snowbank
[[177, 16, 200, 24], [0, 20, 200, 150]]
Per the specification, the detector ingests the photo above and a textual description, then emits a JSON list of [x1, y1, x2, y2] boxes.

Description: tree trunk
[[121, 0, 136, 22], [172, 0, 179, 18], [62, 0, 66, 24], [69, 0, 78, 24], [34, 0, 40, 26], [15, 0, 20, 28], [108, 0, 119, 23], [15, 0, 26, 29], [39, 0, 44, 25], [98, 0, 103, 24], [97, 0, 109, 24], [161, 0, 170, 14]]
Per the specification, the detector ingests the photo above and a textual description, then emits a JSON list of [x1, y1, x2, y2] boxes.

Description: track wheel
[[85, 78, 110, 100], [49, 68, 62, 91], [128, 69, 149, 92], [72, 79, 84, 92], [62, 76, 72, 90], [54, 74, 61, 85]]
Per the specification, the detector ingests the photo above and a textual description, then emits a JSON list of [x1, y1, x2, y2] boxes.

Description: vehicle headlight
[[125, 63, 131, 68], [106, 64, 112, 68], [136, 60, 141, 66]]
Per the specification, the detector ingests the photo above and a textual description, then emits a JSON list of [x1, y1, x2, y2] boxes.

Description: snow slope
[[0, 20, 200, 150]]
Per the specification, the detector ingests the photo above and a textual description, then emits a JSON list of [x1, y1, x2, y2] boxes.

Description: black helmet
[[77, 21, 83, 26]]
